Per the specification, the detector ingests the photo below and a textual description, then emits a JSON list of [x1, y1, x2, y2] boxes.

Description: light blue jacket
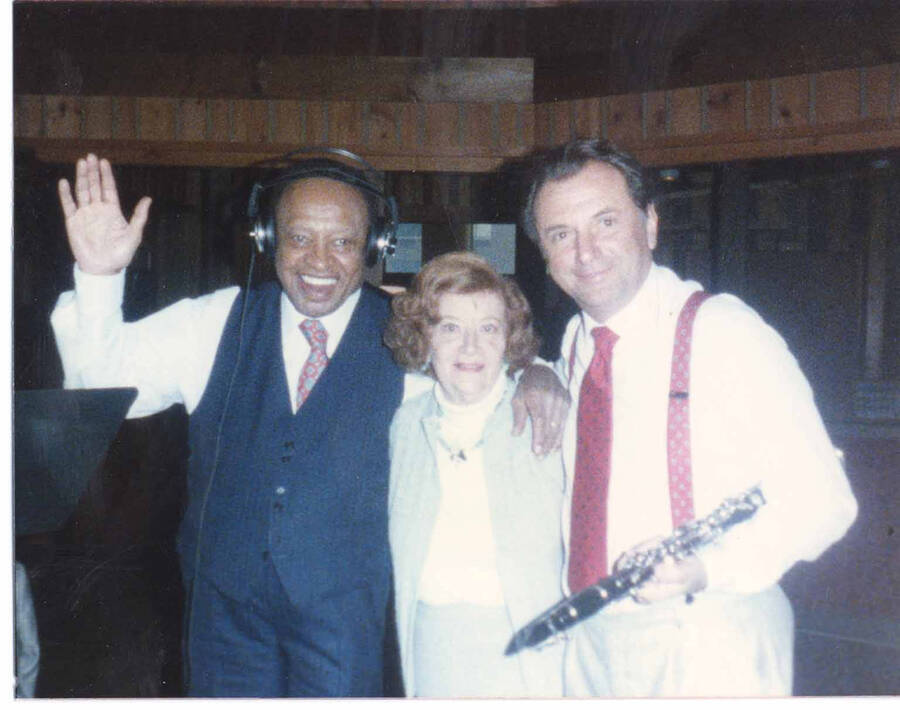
[[388, 379, 566, 696]]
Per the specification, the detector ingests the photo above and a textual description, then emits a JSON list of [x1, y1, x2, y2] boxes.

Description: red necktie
[[296, 319, 328, 409], [568, 326, 618, 594]]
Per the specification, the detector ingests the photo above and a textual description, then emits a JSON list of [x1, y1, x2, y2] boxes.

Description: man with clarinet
[[518, 139, 857, 697]]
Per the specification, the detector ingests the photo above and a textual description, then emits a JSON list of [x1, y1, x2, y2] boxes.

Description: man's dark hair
[[271, 158, 379, 234], [521, 139, 654, 243]]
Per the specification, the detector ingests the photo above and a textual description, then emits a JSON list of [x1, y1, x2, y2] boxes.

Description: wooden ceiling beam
[[16, 3, 897, 102], [18, 53, 534, 104], [15, 64, 900, 172]]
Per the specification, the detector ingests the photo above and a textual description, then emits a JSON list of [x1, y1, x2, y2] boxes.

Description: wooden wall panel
[[605, 94, 643, 147], [398, 104, 422, 154], [14, 95, 43, 138], [44, 96, 81, 139], [395, 172, 425, 206], [745, 79, 772, 132], [82, 97, 112, 140], [863, 64, 898, 121], [368, 102, 400, 152], [529, 64, 898, 167], [424, 103, 461, 152], [207, 99, 232, 143], [497, 103, 527, 152], [462, 103, 495, 154], [21, 51, 533, 104], [432, 174, 453, 208], [329, 101, 365, 148], [137, 98, 176, 142], [272, 100, 304, 145], [572, 98, 602, 139], [519, 103, 535, 152], [670, 87, 702, 137], [15, 64, 900, 171], [551, 101, 572, 144], [533, 102, 554, 148], [705, 82, 745, 134], [816, 69, 860, 125], [179, 99, 207, 142], [234, 100, 270, 144], [113, 98, 137, 140], [864, 174, 889, 381], [645, 91, 668, 139], [306, 102, 329, 145], [772, 74, 811, 129]]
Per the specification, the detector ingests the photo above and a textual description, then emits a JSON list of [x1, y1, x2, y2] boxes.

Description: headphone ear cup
[[262, 210, 276, 258], [249, 210, 276, 257], [364, 213, 398, 267], [247, 181, 274, 257], [376, 196, 399, 263], [365, 220, 381, 268]]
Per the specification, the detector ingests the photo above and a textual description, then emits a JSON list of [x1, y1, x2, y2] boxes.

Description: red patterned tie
[[568, 326, 618, 594], [296, 319, 328, 409]]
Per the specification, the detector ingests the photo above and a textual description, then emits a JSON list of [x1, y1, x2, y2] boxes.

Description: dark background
[[12, 0, 900, 697]]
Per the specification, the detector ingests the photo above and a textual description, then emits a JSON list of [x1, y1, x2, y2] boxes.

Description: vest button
[[274, 502, 284, 511], [281, 455, 291, 463]]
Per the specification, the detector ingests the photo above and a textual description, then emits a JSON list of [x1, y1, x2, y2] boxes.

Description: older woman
[[384, 251, 565, 698]]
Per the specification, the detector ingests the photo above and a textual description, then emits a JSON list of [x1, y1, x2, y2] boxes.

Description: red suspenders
[[666, 290, 712, 527], [569, 290, 712, 529]]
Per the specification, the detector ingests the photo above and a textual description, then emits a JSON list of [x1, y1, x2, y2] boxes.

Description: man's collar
[[280, 287, 362, 356], [581, 263, 659, 338]]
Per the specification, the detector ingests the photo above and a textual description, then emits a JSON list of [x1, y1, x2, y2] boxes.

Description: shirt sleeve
[[529, 355, 560, 375], [691, 296, 858, 595], [554, 314, 581, 384], [50, 264, 240, 418]]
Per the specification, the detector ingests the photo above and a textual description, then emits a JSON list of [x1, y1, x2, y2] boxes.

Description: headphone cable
[[183, 245, 257, 690]]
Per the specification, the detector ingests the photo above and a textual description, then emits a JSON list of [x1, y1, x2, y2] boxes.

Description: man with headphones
[[51, 152, 568, 697]]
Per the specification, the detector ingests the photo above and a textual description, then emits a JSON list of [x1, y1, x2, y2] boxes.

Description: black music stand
[[14, 388, 138, 537]]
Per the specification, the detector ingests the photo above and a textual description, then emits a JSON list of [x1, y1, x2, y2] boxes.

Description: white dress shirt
[[280, 288, 360, 413], [556, 263, 857, 602], [51, 265, 430, 419]]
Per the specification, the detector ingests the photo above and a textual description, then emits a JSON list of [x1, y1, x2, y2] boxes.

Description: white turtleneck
[[417, 374, 509, 607]]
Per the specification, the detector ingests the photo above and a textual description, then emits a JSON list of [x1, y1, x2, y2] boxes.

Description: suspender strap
[[565, 289, 712, 530], [568, 337, 578, 385], [667, 290, 712, 528]]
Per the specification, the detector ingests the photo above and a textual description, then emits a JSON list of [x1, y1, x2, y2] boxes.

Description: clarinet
[[504, 485, 766, 656]]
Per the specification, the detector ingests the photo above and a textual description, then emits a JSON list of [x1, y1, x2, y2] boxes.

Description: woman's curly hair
[[384, 251, 539, 378]]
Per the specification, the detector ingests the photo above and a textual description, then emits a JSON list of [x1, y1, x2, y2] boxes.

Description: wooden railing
[[14, 64, 899, 170]]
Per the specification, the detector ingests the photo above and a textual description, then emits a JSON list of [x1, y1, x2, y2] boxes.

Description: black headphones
[[246, 147, 398, 267]]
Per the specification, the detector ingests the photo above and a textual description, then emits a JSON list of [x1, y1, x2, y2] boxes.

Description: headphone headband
[[253, 146, 380, 173]]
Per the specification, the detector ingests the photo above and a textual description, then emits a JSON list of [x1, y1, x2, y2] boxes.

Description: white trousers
[[412, 601, 563, 698], [564, 585, 794, 697]]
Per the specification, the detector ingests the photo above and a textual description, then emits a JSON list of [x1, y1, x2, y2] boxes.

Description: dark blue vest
[[179, 282, 404, 608]]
